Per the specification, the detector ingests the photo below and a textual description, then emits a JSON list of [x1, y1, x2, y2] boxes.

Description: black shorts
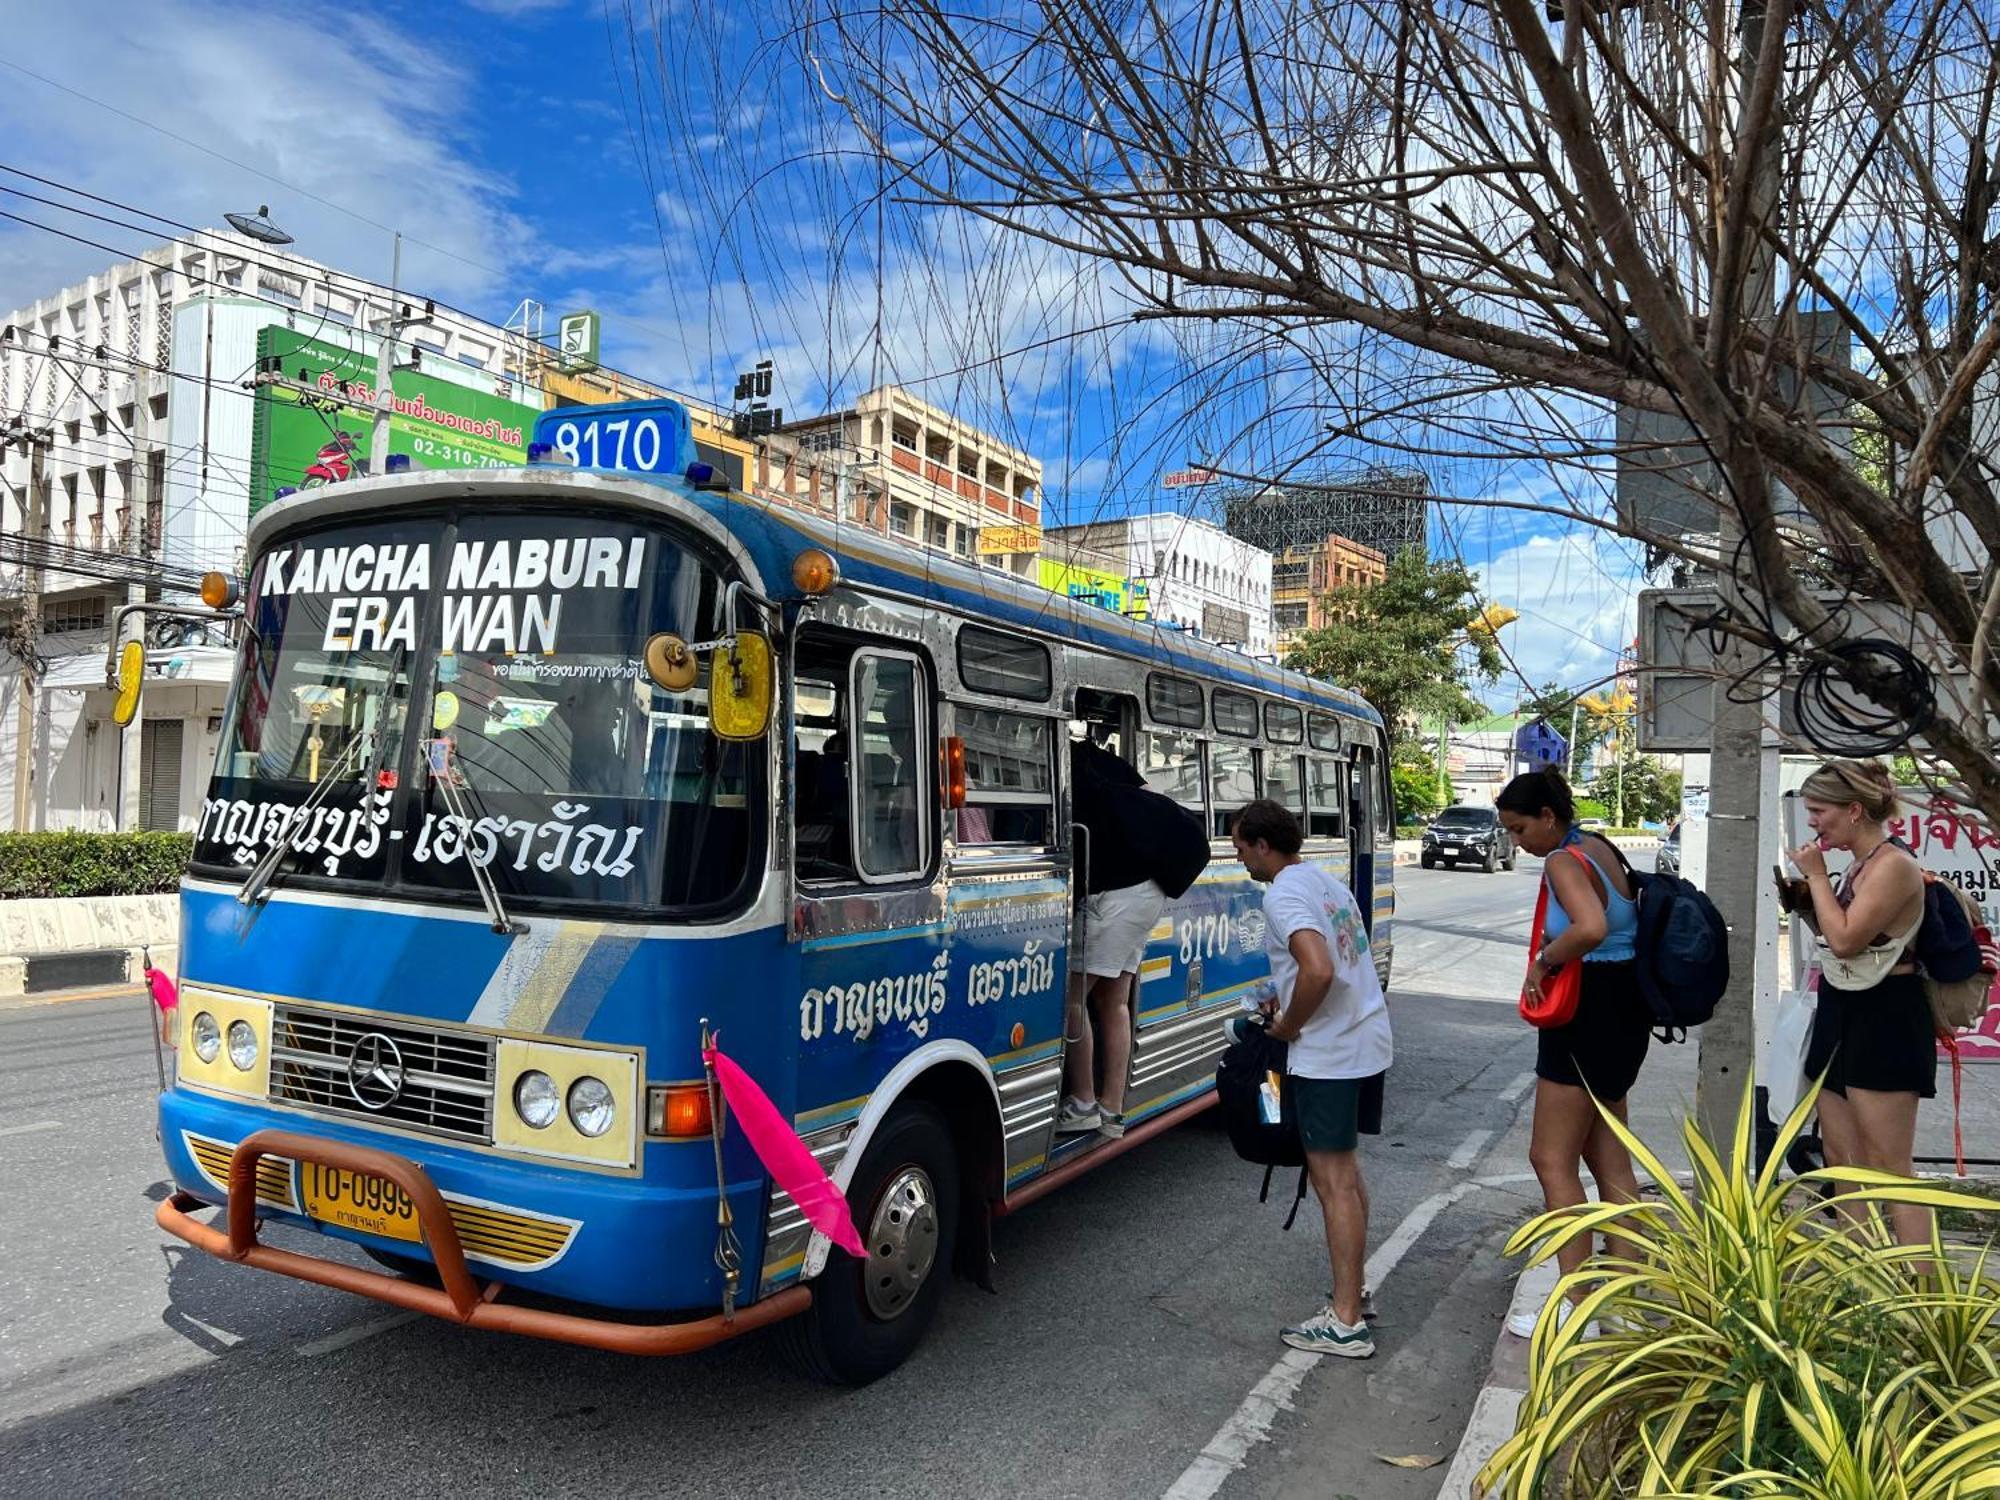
[[1293, 1071, 1386, 1153], [1535, 958, 1651, 1102], [1804, 971, 1938, 1098]]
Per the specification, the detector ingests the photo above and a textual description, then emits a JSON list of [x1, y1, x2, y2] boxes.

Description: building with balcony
[[1271, 532, 1388, 654], [1, 234, 655, 833], [771, 386, 1042, 576]]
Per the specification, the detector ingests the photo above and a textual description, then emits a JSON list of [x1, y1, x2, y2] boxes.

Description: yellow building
[[1272, 532, 1388, 653]]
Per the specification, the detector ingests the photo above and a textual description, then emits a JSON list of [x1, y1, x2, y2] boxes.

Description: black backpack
[[1604, 842, 1730, 1041], [1214, 1026, 1312, 1229], [1912, 867, 1985, 984]]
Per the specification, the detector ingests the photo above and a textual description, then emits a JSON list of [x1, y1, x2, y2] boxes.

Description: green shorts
[[1293, 1072, 1386, 1154]]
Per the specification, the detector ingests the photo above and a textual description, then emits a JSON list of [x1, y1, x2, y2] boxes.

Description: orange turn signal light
[[648, 1083, 714, 1138], [943, 735, 967, 809], [792, 548, 839, 595], [199, 571, 239, 610]]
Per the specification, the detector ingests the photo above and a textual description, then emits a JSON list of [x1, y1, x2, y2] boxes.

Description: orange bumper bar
[[156, 1127, 808, 1355]]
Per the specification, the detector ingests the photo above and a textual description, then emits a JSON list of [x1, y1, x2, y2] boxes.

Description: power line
[[0, 57, 509, 281]]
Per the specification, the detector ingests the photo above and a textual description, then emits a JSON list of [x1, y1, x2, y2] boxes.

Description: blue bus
[[147, 400, 1394, 1381]]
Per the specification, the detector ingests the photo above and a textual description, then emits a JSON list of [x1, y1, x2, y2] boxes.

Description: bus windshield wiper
[[426, 750, 526, 937], [239, 649, 407, 910], [237, 730, 372, 908]]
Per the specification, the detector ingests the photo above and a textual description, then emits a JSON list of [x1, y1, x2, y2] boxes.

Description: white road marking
[[1446, 1129, 1492, 1171], [0, 1119, 62, 1138], [295, 1311, 419, 1358], [1499, 1070, 1536, 1104], [1165, 1172, 1525, 1500]]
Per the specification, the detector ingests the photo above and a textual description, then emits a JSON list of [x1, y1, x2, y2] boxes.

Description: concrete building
[[0, 233, 689, 834], [1044, 513, 1273, 654], [772, 386, 1042, 577], [1270, 532, 1388, 653]]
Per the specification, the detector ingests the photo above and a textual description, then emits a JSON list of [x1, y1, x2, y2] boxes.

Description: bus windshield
[[196, 509, 761, 914]]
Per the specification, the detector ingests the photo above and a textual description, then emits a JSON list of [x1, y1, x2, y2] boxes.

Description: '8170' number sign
[[531, 399, 695, 478]]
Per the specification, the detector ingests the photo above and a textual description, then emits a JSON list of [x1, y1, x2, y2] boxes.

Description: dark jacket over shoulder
[[1072, 742, 1210, 898]]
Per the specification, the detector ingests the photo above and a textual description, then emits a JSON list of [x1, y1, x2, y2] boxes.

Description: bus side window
[[1209, 741, 1257, 837], [852, 653, 932, 882], [1306, 756, 1346, 838], [1260, 735, 1305, 818], [793, 671, 856, 882], [954, 705, 1054, 846]]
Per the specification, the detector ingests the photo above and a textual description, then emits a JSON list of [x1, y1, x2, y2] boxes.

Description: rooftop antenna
[[224, 205, 293, 246]]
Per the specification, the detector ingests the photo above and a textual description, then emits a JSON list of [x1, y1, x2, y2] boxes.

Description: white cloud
[[0, 4, 537, 316], [1472, 525, 1645, 701], [462, 0, 570, 13]]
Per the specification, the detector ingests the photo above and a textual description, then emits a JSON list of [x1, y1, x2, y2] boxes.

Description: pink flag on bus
[[704, 1042, 865, 1258], [146, 965, 178, 1013]]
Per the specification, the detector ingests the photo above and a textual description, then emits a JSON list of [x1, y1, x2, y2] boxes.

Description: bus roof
[[675, 485, 1382, 727], [243, 463, 1383, 729]]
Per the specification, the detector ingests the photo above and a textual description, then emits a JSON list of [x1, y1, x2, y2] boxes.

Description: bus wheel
[[783, 1102, 959, 1385]]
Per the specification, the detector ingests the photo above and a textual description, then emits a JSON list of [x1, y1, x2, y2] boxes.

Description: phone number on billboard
[[409, 435, 508, 469]]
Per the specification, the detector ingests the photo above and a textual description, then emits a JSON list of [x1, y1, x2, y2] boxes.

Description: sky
[[0, 0, 1645, 711]]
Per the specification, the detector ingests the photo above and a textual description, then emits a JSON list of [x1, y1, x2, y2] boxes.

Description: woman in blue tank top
[[1494, 769, 1653, 1339]]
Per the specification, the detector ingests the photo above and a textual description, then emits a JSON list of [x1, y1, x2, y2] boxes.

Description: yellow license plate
[[300, 1163, 422, 1243]]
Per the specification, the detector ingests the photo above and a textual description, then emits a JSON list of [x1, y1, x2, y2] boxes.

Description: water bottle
[[1258, 1070, 1283, 1125]]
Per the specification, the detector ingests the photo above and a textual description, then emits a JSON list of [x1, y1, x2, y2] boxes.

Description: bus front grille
[[268, 1003, 496, 1145]]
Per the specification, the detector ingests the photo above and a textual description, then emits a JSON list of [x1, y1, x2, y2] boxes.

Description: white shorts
[[1082, 881, 1168, 978]]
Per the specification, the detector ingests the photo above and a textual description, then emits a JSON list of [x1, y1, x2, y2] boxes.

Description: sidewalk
[[1432, 1035, 2000, 1498]]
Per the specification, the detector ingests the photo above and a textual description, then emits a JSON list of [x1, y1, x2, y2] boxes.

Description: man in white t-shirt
[[1230, 799, 1393, 1358]]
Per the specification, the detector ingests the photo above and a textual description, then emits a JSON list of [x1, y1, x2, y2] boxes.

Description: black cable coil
[[1790, 637, 1937, 758]]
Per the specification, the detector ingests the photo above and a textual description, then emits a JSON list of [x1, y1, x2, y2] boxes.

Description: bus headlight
[[513, 1070, 560, 1130], [191, 1011, 221, 1064], [567, 1077, 616, 1138], [225, 1018, 260, 1072]]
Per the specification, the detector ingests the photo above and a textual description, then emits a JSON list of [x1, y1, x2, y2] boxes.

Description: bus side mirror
[[709, 632, 773, 742], [111, 640, 146, 727]]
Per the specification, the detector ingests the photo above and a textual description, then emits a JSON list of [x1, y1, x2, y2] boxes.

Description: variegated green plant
[[1475, 1083, 2000, 1497]]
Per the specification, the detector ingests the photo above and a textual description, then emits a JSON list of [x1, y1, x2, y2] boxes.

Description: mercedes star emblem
[[346, 1032, 406, 1111]]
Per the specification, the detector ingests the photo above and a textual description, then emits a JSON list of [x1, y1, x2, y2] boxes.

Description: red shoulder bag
[[1519, 848, 1592, 1029]]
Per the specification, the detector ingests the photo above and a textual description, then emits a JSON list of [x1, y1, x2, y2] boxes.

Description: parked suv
[[1421, 804, 1516, 872]]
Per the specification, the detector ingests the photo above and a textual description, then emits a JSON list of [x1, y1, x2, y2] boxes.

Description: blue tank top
[[1542, 829, 1639, 962]]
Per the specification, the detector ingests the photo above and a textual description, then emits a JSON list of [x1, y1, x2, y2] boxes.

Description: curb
[[1434, 1260, 1554, 1497]]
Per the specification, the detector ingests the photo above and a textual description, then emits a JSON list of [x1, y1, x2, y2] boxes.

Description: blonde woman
[[1792, 758, 1935, 1250]]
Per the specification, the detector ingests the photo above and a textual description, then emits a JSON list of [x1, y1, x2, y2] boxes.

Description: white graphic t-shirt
[[1261, 861, 1393, 1081]]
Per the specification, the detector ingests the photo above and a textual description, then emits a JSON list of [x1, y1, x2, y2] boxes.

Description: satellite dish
[[224, 206, 294, 246]]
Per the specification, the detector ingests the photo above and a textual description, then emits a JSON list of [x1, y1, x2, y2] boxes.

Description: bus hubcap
[[862, 1166, 939, 1320]]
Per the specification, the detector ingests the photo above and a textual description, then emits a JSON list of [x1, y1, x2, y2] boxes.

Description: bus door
[[790, 633, 947, 1113], [1348, 738, 1379, 932]]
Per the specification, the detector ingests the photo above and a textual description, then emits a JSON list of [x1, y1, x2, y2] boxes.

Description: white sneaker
[[1281, 1304, 1375, 1358], [1054, 1098, 1100, 1134], [1507, 1297, 1599, 1341], [1097, 1110, 1126, 1140]]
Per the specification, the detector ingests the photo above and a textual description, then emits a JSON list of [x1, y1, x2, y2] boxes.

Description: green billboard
[[248, 326, 540, 515]]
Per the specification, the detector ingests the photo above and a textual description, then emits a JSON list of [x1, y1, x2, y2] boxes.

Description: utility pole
[[1695, 0, 1781, 1146], [1569, 699, 1582, 783], [4, 419, 53, 831], [369, 234, 432, 464]]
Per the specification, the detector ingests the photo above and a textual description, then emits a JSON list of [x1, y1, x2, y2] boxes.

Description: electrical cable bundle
[[1790, 637, 1937, 757]]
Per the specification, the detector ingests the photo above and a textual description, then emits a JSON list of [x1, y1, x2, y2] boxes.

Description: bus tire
[[782, 1101, 959, 1386]]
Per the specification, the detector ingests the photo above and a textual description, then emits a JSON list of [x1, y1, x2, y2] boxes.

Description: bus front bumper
[[156, 1128, 810, 1356]]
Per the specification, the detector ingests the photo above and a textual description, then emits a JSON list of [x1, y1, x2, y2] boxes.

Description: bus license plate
[[301, 1163, 422, 1243]]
